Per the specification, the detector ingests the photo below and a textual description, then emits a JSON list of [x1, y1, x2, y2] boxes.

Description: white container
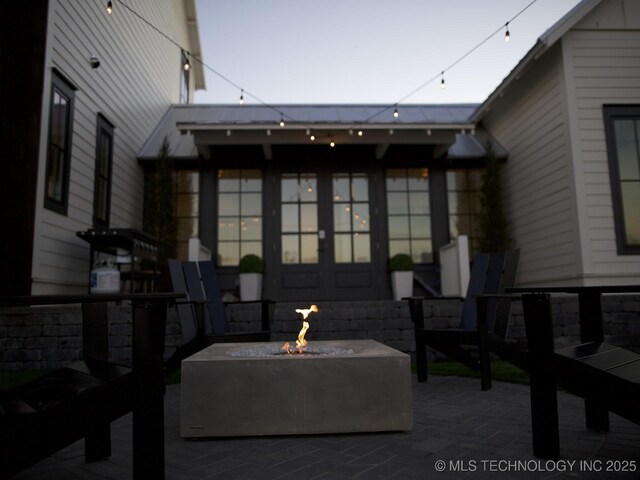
[[90, 260, 121, 294], [239, 273, 262, 301], [391, 271, 413, 301]]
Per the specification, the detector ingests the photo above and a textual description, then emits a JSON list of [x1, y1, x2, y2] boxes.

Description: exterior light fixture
[[239, 89, 244, 105], [393, 105, 399, 119], [330, 139, 336, 148], [106, 1, 113, 14], [279, 114, 285, 127], [310, 135, 316, 141], [505, 22, 510, 42], [441, 71, 446, 89], [357, 130, 363, 136], [183, 52, 191, 71]]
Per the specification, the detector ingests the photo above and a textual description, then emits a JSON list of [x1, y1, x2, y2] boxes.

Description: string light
[[239, 89, 244, 104], [183, 52, 191, 71], [310, 134, 316, 141], [330, 139, 336, 148], [358, 130, 363, 137], [107, 0, 541, 132], [393, 105, 399, 119], [279, 114, 285, 127]]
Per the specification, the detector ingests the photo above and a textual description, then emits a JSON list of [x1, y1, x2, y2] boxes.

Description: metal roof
[[138, 104, 492, 159]]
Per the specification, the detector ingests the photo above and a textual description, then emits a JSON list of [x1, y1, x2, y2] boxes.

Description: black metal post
[[522, 293, 560, 460], [476, 296, 492, 391], [132, 298, 167, 480]]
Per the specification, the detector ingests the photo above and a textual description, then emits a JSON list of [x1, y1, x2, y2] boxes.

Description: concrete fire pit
[[180, 339, 412, 437]]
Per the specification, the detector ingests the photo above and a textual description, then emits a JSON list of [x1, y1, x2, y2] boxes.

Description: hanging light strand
[[110, 0, 538, 131]]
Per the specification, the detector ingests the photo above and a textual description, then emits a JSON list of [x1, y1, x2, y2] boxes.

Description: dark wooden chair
[[407, 249, 523, 390], [520, 290, 640, 460], [0, 293, 176, 479], [166, 259, 273, 367]]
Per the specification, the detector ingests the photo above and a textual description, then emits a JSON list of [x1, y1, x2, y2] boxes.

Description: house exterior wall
[[481, 44, 581, 286], [561, 0, 640, 285], [29, 0, 199, 294], [481, 0, 640, 287]]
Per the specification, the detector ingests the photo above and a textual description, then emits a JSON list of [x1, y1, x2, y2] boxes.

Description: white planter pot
[[239, 273, 262, 301], [391, 271, 413, 301]]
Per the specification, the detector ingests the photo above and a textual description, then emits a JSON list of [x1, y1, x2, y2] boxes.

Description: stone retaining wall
[[1, 296, 639, 370]]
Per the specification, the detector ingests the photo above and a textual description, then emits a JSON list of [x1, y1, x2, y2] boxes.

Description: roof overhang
[[184, 0, 206, 91]]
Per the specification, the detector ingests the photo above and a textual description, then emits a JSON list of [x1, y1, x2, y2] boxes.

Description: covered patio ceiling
[[138, 104, 506, 162]]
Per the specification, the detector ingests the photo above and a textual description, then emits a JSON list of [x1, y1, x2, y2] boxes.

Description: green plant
[[389, 253, 414, 271], [143, 136, 177, 292], [478, 141, 511, 252], [239, 254, 264, 274]]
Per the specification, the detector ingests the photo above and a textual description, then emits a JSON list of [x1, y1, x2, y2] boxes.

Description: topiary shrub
[[239, 254, 264, 274], [389, 253, 414, 272]]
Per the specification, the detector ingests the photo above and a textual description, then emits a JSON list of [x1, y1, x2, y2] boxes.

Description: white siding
[[562, 0, 640, 284], [482, 44, 582, 286], [31, 0, 199, 293]]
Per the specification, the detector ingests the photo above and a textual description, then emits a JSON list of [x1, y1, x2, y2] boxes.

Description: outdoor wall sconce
[[90, 56, 101, 69]]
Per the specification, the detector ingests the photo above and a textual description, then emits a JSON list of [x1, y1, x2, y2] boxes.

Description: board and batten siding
[[562, 0, 640, 284], [481, 43, 582, 286], [31, 0, 198, 293]]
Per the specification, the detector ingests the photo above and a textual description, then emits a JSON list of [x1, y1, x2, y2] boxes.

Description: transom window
[[333, 173, 371, 263], [386, 168, 432, 264], [603, 105, 640, 254], [217, 169, 262, 266], [281, 173, 318, 264]]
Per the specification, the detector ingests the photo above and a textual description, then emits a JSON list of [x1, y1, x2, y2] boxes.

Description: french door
[[274, 169, 380, 301]]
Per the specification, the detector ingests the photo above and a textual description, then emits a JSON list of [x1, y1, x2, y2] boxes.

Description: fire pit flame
[[282, 304, 318, 354]]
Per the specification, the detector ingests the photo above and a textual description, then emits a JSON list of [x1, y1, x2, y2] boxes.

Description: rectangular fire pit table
[[180, 339, 413, 437]]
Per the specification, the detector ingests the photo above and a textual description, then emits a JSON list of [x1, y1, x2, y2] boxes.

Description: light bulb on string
[[440, 71, 446, 89], [279, 114, 285, 127], [330, 139, 336, 148], [358, 130, 363, 137], [393, 105, 399, 119], [106, 1, 113, 14], [310, 134, 315, 141], [183, 53, 191, 71], [505, 22, 510, 42], [239, 89, 244, 105]]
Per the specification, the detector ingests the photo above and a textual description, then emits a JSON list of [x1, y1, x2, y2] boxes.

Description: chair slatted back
[[459, 253, 491, 331], [182, 262, 213, 335], [167, 258, 198, 343], [198, 261, 230, 335], [492, 249, 520, 338]]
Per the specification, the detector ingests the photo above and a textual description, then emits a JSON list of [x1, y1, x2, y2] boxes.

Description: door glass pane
[[241, 193, 261, 216], [219, 169, 240, 192], [301, 234, 318, 263], [281, 173, 318, 264], [389, 240, 410, 258], [354, 233, 371, 263], [219, 193, 240, 216], [387, 192, 408, 215], [282, 234, 299, 264], [411, 239, 433, 264], [241, 217, 261, 240], [353, 204, 370, 232], [241, 169, 262, 191], [301, 204, 318, 232], [408, 168, 430, 191], [388, 216, 410, 239], [333, 175, 350, 201], [386, 170, 408, 191], [218, 242, 239, 266], [334, 234, 352, 263], [352, 174, 369, 201], [218, 218, 239, 241], [282, 204, 299, 232], [334, 204, 351, 232], [241, 241, 262, 259], [410, 215, 431, 238], [409, 192, 429, 214]]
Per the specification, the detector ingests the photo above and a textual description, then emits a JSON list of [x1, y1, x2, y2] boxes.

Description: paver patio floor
[[13, 376, 640, 479]]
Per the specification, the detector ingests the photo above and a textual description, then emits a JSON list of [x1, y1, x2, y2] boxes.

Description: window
[[179, 50, 190, 104], [44, 71, 75, 214], [447, 169, 482, 255], [93, 115, 114, 227], [385, 168, 432, 264], [603, 105, 640, 254], [175, 170, 200, 260], [217, 169, 262, 266], [333, 173, 371, 263], [281, 173, 318, 264]]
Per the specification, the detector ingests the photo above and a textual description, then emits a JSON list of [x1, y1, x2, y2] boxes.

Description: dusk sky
[[193, 0, 583, 106]]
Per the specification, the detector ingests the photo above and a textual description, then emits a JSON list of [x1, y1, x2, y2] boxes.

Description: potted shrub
[[239, 254, 264, 301], [389, 253, 414, 301]]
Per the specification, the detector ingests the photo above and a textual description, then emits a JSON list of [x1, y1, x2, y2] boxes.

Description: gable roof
[[471, 0, 602, 122]]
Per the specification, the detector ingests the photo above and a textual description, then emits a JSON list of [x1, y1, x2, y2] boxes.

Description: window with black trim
[[93, 114, 114, 227], [44, 71, 75, 214], [603, 105, 640, 254]]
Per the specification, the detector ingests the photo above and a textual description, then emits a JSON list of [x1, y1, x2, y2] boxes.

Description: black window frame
[[93, 114, 114, 228], [44, 70, 76, 214], [603, 104, 640, 255]]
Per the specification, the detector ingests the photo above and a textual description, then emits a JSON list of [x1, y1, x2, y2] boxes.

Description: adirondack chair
[[407, 249, 523, 390], [166, 259, 273, 369]]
